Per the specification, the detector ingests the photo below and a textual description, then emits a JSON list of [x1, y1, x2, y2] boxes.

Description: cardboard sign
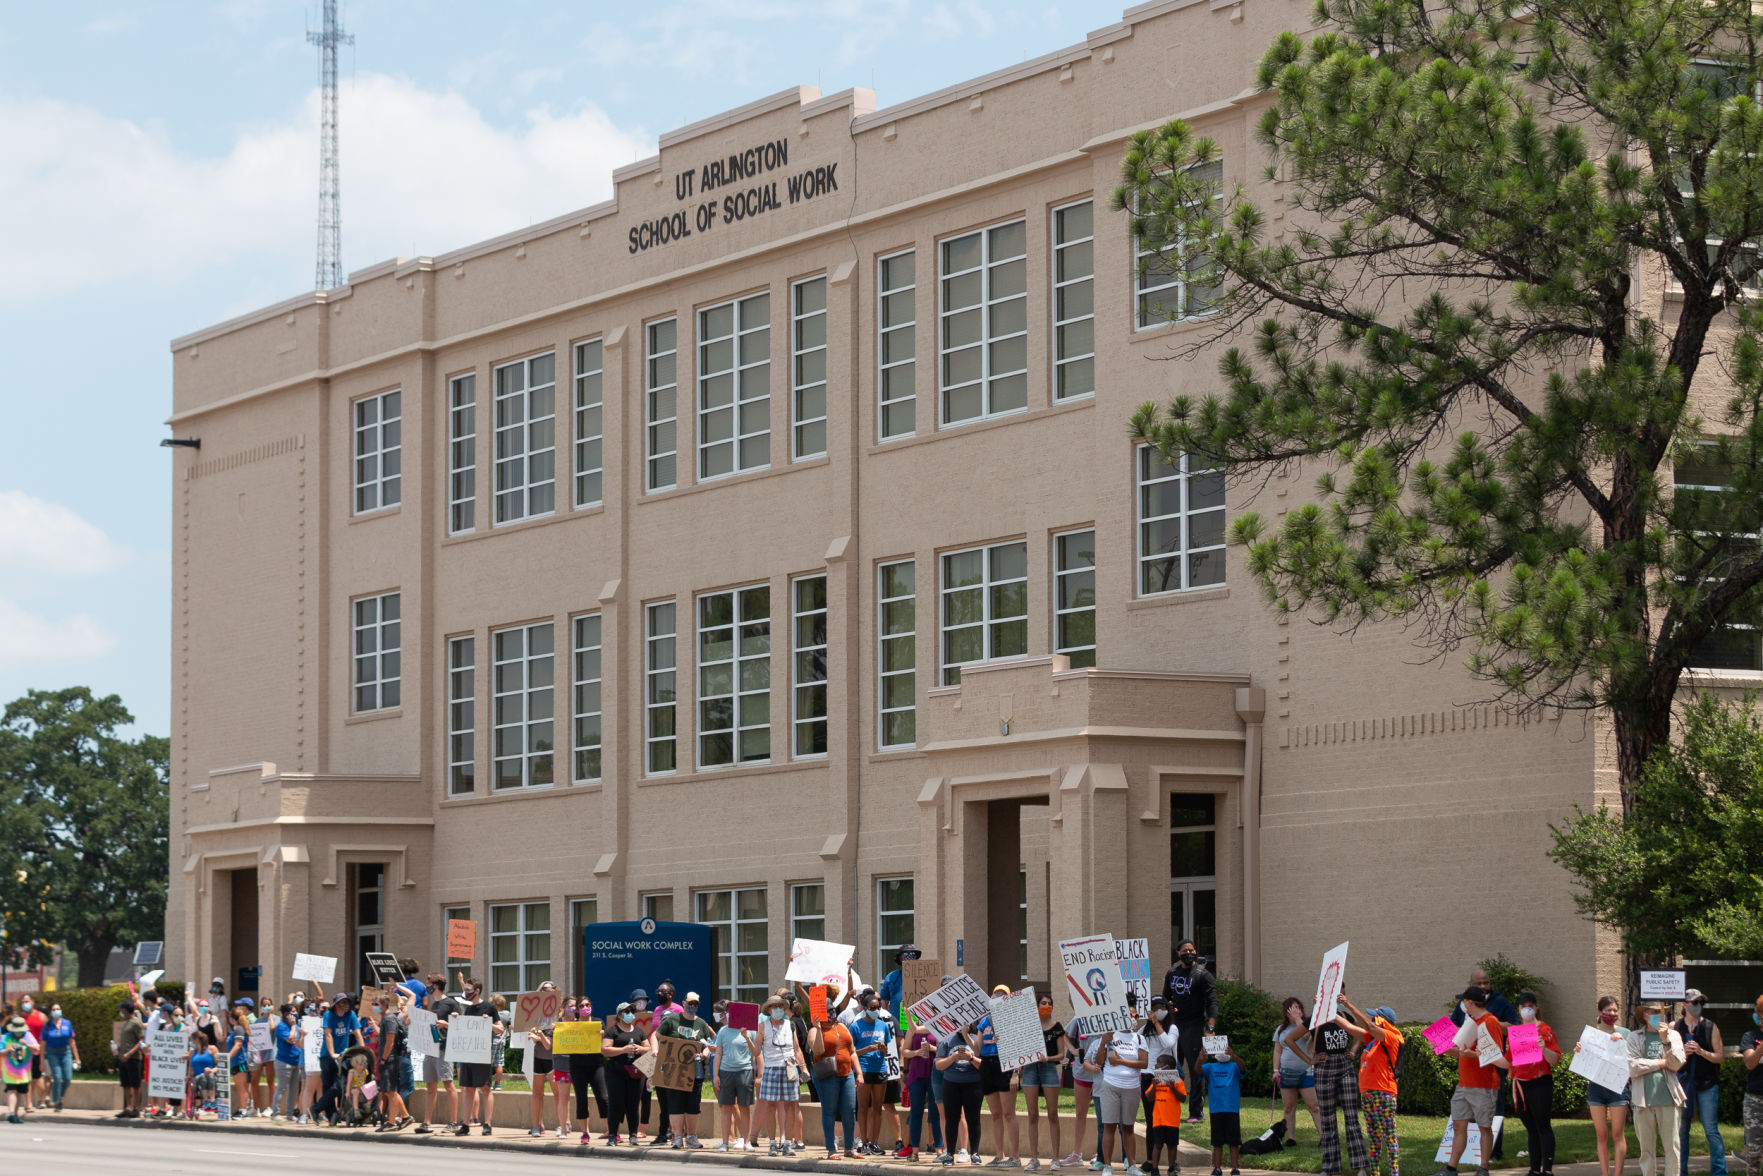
[[446, 919, 477, 960], [727, 1001, 759, 1031], [989, 986, 1047, 1071], [1058, 935, 1133, 1036], [249, 1019, 274, 1053], [907, 973, 993, 1037], [786, 938, 855, 986], [292, 953, 337, 983], [1476, 1022, 1505, 1067], [1423, 1016, 1458, 1055], [444, 1014, 493, 1064], [903, 959, 942, 1007], [1435, 1118, 1504, 1166], [1569, 1025, 1630, 1092], [1639, 970, 1686, 1001], [605, 1011, 654, 1037], [365, 952, 404, 988], [654, 1033, 701, 1090], [552, 1020, 602, 1054], [1202, 1035, 1229, 1056], [1116, 938, 1152, 1011], [361, 986, 392, 1013], [407, 1009, 437, 1059], [300, 1015, 323, 1074], [1308, 941, 1350, 1030], [1506, 1023, 1543, 1067], [809, 986, 830, 1024], [634, 1050, 657, 1079], [513, 989, 565, 1033], [148, 1029, 189, 1099]]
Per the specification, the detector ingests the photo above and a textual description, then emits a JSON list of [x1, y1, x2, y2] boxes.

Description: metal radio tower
[[308, 0, 352, 290]]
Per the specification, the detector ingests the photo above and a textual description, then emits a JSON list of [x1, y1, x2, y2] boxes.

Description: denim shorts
[[1586, 1081, 1630, 1107], [1019, 1061, 1062, 1088], [1280, 1069, 1315, 1090]]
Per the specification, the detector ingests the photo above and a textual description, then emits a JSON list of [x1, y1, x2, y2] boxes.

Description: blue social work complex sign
[[582, 920, 714, 1017]]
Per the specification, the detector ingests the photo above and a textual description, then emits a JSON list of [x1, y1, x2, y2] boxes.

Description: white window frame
[[352, 591, 401, 712], [694, 887, 770, 1006], [491, 620, 555, 791], [646, 319, 679, 492], [447, 634, 475, 796], [940, 541, 1029, 685], [791, 276, 829, 459], [697, 584, 772, 769], [875, 877, 915, 973], [1054, 528, 1097, 668], [568, 898, 598, 993], [574, 338, 605, 509], [1134, 159, 1223, 330], [488, 901, 551, 993], [353, 389, 402, 515], [1137, 445, 1227, 595], [1052, 200, 1096, 401], [791, 574, 828, 759], [697, 292, 772, 480], [493, 351, 557, 526], [645, 602, 678, 775], [790, 882, 826, 943], [572, 613, 604, 783], [1677, 442, 1763, 671], [939, 218, 1029, 427], [448, 375, 476, 534], [877, 560, 917, 750], [642, 892, 675, 922], [878, 249, 917, 441]]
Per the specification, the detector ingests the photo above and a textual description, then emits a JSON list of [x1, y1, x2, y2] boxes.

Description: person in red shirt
[[22, 998, 47, 1112], [1508, 991, 1561, 1176], [1442, 986, 1510, 1176]]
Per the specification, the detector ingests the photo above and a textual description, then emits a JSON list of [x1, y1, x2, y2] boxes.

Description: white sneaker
[[1128, 1166, 1145, 1176], [959, 1150, 972, 1164], [1051, 1163, 1063, 1172], [1102, 1167, 1114, 1176], [1090, 1163, 1105, 1174], [715, 1141, 731, 1152]]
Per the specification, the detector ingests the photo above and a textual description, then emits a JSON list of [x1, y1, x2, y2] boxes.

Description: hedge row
[[7, 981, 189, 1076]]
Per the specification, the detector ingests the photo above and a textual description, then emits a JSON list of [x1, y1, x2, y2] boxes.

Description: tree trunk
[[76, 939, 113, 988]]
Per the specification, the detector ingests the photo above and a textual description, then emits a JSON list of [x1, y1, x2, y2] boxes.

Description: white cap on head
[[684, 992, 702, 1004]]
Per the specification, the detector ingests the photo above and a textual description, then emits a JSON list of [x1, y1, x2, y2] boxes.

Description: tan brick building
[[166, 0, 1645, 1019]]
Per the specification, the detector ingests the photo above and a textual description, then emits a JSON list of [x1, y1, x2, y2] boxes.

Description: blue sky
[[0, 1, 1136, 739]]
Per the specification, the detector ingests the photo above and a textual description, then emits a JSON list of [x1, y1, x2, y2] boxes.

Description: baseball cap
[[684, 992, 701, 1004], [1370, 1005, 1396, 1022], [1458, 987, 1489, 1005], [234, 997, 254, 1009], [1685, 988, 1706, 1003]]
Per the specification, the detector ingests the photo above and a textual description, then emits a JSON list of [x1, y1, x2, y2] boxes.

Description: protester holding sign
[[453, 976, 500, 1137], [756, 997, 807, 1156], [937, 1020, 987, 1164], [1627, 1002, 1686, 1176], [656, 991, 715, 1149], [1311, 995, 1370, 1176], [711, 999, 758, 1152], [1097, 1001, 1149, 1176], [1203, 1044, 1246, 1176], [1441, 986, 1510, 1176], [904, 1017, 945, 1160], [1578, 996, 1633, 1176], [1346, 999, 1402, 1176], [604, 1000, 650, 1145], [1021, 993, 1068, 1170], [415, 972, 457, 1134], [809, 995, 858, 1158], [1502, 991, 1561, 1176], [525, 981, 561, 1138], [978, 984, 1023, 1168]]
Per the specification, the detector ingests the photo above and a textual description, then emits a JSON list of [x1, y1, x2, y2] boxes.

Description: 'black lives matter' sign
[[628, 136, 840, 254]]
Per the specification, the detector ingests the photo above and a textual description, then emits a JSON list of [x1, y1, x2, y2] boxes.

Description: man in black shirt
[[1738, 994, 1762, 1176], [1160, 939, 1217, 1122], [416, 974, 458, 1135], [453, 976, 500, 1137], [373, 992, 411, 1131]]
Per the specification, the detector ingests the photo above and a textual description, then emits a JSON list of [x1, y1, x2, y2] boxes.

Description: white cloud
[[0, 491, 127, 576], [0, 594, 116, 664], [0, 74, 650, 307]]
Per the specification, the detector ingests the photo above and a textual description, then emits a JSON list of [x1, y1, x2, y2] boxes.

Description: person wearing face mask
[[1449, 968, 1519, 1161], [115, 1000, 145, 1119], [627, 989, 656, 1142], [567, 997, 610, 1145], [808, 990, 858, 1158], [20, 997, 45, 1112], [1674, 989, 1728, 1176], [754, 997, 807, 1155], [852, 993, 897, 1156], [38, 1003, 77, 1111], [1021, 993, 1068, 1171], [1310, 993, 1369, 1176], [1626, 1002, 1686, 1176], [711, 999, 758, 1152], [656, 991, 714, 1148], [1162, 940, 1217, 1124], [272, 1002, 304, 1120], [1440, 986, 1509, 1176], [1738, 994, 1763, 1176], [604, 1001, 650, 1145], [649, 980, 685, 1145], [1505, 992, 1561, 1176], [1346, 1001, 1402, 1176], [1580, 996, 1632, 1176]]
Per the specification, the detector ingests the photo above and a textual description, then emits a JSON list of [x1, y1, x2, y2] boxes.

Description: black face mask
[[1180, 953, 1197, 966]]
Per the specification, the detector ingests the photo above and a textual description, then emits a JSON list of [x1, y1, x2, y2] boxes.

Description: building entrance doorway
[[1169, 793, 1218, 966]]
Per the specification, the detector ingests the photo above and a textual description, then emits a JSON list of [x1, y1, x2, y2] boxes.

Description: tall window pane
[[574, 339, 604, 508], [448, 635, 475, 795], [793, 575, 828, 758], [573, 613, 603, 782], [1053, 201, 1095, 400], [1675, 445, 1763, 670], [939, 220, 1028, 425], [698, 292, 771, 480], [494, 352, 557, 525], [698, 585, 771, 768], [353, 591, 401, 712], [876, 878, 915, 975], [1138, 446, 1227, 594], [878, 250, 917, 440], [569, 898, 598, 993], [878, 561, 916, 749], [646, 602, 677, 774], [695, 888, 769, 1005], [791, 883, 826, 943], [491, 621, 555, 790], [646, 319, 678, 492], [1135, 160, 1223, 328], [940, 541, 1028, 684], [792, 277, 828, 459], [449, 375, 476, 534], [1055, 529, 1097, 668], [489, 901, 550, 994], [353, 390, 402, 515]]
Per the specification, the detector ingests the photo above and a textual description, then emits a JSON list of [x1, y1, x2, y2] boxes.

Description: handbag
[[813, 1055, 839, 1080]]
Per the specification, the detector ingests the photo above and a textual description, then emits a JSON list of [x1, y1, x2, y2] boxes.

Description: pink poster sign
[[1422, 1016, 1458, 1055], [1506, 1023, 1543, 1067]]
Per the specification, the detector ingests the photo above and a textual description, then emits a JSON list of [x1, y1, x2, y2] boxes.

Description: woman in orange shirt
[[1509, 992, 1562, 1176], [808, 1003, 858, 1158], [1347, 998, 1403, 1176]]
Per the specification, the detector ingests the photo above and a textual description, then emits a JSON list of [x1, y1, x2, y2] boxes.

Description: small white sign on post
[[292, 953, 337, 983], [1308, 941, 1350, 1030], [906, 974, 993, 1037], [989, 987, 1048, 1071], [407, 1009, 437, 1059], [1435, 1118, 1504, 1166], [1639, 970, 1687, 1001], [444, 1014, 493, 1064], [1059, 935, 1133, 1036], [148, 1029, 189, 1100], [785, 938, 856, 986]]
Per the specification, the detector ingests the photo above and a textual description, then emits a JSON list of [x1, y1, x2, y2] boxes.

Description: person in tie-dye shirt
[[3, 1015, 39, 1124]]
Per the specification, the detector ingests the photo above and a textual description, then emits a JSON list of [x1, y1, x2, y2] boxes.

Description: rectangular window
[[878, 250, 917, 440], [876, 877, 915, 974], [352, 591, 401, 712], [791, 277, 828, 459], [493, 351, 557, 525], [645, 602, 678, 774], [1169, 793, 1219, 964], [699, 292, 771, 479], [573, 339, 604, 508], [1138, 446, 1226, 594], [1052, 201, 1096, 400], [646, 319, 678, 491], [353, 390, 402, 514], [1135, 159, 1223, 329], [443, 905, 472, 968], [448, 375, 476, 534], [569, 898, 597, 993], [488, 901, 550, 993], [792, 575, 828, 758], [642, 892, 675, 922], [790, 883, 826, 943], [1054, 529, 1097, 668], [491, 621, 555, 790], [940, 541, 1028, 684], [695, 888, 769, 1005], [447, 635, 475, 795], [939, 220, 1028, 425], [572, 613, 603, 782], [1676, 446, 1763, 671], [698, 585, 771, 768], [878, 561, 917, 749]]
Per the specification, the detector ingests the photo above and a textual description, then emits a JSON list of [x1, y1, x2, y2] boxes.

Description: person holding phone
[[604, 1000, 650, 1145], [937, 1020, 986, 1165], [1627, 1002, 1686, 1176]]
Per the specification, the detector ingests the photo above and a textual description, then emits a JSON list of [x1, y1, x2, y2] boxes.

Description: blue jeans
[[908, 1076, 944, 1150], [813, 1071, 856, 1152], [44, 1050, 73, 1104], [397, 1054, 415, 1099], [1680, 1083, 1728, 1176]]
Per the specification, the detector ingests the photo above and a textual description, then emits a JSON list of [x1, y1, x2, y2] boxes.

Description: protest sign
[[885, 1036, 902, 1080], [1435, 1118, 1504, 1166], [727, 1001, 759, 1031], [1639, 970, 1686, 1001], [214, 1055, 231, 1120], [1506, 1023, 1543, 1068], [148, 1029, 188, 1099], [809, 986, 830, 1023], [1152, 1069, 1182, 1083], [292, 952, 337, 983], [654, 1034, 700, 1091], [907, 973, 993, 1037], [786, 938, 855, 986], [361, 1080, 378, 1102], [1202, 1035, 1230, 1056], [989, 987, 1047, 1071], [300, 1015, 323, 1074], [444, 1014, 493, 1064], [407, 1009, 437, 1058], [1058, 935, 1133, 1036], [903, 959, 942, 1007], [513, 989, 565, 1033], [1476, 1022, 1505, 1067], [1308, 941, 1350, 1030], [249, 1019, 274, 1053], [361, 986, 391, 1012], [1423, 1016, 1458, 1055], [1454, 1018, 1479, 1051], [552, 1020, 602, 1054], [634, 1050, 657, 1079], [446, 919, 477, 960], [1116, 938, 1152, 1011], [364, 951, 404, 988], [1569, 1025, 1630, 1092]]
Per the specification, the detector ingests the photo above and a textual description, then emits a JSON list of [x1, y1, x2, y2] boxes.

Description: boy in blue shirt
[[1201, 1044, 1244, 1176]]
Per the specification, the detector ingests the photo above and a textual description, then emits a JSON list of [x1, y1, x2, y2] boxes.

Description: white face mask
[[1458, 1001, 1468, 1016], [1520, 1007, 1537, 1022], [714, 1012, 725, 1024]]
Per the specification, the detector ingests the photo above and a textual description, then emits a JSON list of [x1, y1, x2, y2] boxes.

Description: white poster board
[[148, 1029, 189, 1100], [1308, 941, 1350, 1030], [292, 953, 337, 983], [301, 1015, 323, 1074], [1435, 1118, 1504, 1166], [1202, 1035, 1230, 1056], [785, 938, 856, 986], [989, 986, 1047, 1071], [1059, 935, 1133, 1036], [444, 1014, 493, 1064], [1639, 970, 1686, 1001], [1569, 1025, 1631, 1092], [907, 974, 993, 1036], [407, 1009, 437, 1059], [1116, 937, 1152, 1011], [1476, 1022, 1505, 1068], [249, 1020, 274, 1053]]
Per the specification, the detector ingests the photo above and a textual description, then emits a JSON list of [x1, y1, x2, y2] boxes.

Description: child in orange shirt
[[1145, 1052, 1186, 1176]]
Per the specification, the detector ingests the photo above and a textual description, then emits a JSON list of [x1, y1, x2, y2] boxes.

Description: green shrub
[[1479, 954, 1550, 1008], [1216, 976, 1284, 1098], [12, 985, 133, 1075]]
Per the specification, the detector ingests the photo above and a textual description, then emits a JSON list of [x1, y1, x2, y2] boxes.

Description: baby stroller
[[319, 1046, 380, 1127]]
